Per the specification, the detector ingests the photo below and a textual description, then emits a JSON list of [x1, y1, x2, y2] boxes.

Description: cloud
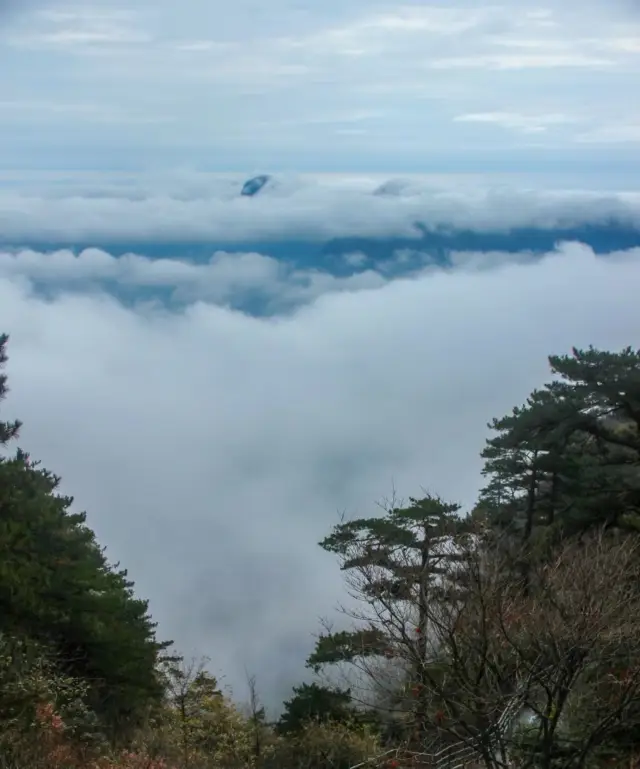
[[0, 246, 388, 311], [454, 112, 579, 134], [1, 240, 640, 709], [429, 52, 615, 70], [576, 123, 640, 143], [1, 0, 640, 168], [1, 240, 638, 313], [7, 8, 152, 48], [1, 173, 640, 244], [2, 0, 640, 711], [0, 99, 172, 125]]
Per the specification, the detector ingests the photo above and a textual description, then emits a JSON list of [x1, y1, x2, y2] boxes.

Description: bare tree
[[163, 657, 208, 768], [398, 532, 640, 768], [244, 670, 266, 762], [314, 501, 640, 769], [487, 533, 640, 769]]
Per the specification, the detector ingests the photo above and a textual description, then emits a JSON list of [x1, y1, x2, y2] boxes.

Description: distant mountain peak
[[241, 175, 271, 197]]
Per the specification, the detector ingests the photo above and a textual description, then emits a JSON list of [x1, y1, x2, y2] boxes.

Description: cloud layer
[[2, 0, 640, 712], [1, 0, 639, 169], [2, 239, 639, 708], [2, 171, 640, 244]]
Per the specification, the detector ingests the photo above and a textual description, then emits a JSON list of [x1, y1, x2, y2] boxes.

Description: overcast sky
[[1, 0, 640, 170], [1, 0, 640, 713]]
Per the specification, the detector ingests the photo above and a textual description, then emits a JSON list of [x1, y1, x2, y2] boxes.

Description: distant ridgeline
[[10, 222, 640, 278], [2, 172, 640, 284]]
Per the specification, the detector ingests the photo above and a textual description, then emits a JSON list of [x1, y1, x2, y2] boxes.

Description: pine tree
[[308, 495, 470, 746], [547, 346, 640, 533], [0, 334, 20, 446], [480, 346, 640, 548], [0, 333, 171, 741], [277, 682, 354, 735]]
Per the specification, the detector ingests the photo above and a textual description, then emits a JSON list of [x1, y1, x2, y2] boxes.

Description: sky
[[1, 0, 640, 171], [1, 0, 640, 714]]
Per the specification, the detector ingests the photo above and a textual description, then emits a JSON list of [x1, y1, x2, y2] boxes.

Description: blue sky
[[2, 0, 640, 711], [1, 0, 640, 171]]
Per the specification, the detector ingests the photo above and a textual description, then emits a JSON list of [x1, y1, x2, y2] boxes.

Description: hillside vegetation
[[1, 331, 639, 769]]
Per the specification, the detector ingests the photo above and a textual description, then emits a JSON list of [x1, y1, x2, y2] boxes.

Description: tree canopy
[[0, 333, 171, 742]]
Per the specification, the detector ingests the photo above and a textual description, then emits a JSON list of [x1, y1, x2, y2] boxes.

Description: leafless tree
[[329, 525, 640, 769], [244, 670, 266, 762], [163, 656, 211, 768]]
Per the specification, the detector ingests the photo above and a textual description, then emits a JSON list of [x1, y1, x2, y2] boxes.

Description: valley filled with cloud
[[1, 0, 640, 720], [2, 172, 640, 704]]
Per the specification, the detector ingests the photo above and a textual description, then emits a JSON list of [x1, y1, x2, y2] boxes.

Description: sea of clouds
[[3, 170, 640, 242], [1, 170, 640, 709]]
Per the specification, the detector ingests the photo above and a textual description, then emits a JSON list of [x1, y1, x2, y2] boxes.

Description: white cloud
[[1, 240, 639, 708], [342, 251, 369, 267], [428, 52, 615, 69], [7, 7, 152, 48], [454, 111, 578, 134], [576, 123, 640, 143], [600, 36, 640, 53], [0, 246, 388, 310], [0, 99, 174, 125], [1, 173, 640, 243]]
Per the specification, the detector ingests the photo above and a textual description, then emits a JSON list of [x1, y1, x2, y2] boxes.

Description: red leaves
[[35, 701, 64, 732]]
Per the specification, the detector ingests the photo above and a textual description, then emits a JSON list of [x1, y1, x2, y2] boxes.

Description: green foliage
[[480, 346, 640, 546], [161, 661, 257, 769], [277, 682, 354, 734], [311, 347, 640, 768], [321, 496, 464, 557], [266, 719, 381, 769], [0, 335, 170, 740], [306, 628, 389, 671], [311, 496, 474, 748], [319, 494, 467, 608], [0, 631, 104, 765], [0, 334, 21, 446]]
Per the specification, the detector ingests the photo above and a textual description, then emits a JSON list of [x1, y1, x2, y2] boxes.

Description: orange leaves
[[26, 700, 176, 769]]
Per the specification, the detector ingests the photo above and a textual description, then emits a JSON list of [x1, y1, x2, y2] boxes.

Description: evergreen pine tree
[[308, 495, 469, 746], [480, 346, 640, 547], [0, 334, 21, 446], [0, 333, 171, 741], [277, 682, 354, 735]]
